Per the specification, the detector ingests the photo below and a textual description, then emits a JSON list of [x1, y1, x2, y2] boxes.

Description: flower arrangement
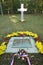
[[0, 31, 43, 55], [36, 41, 43, 53], [0, 42, 6, 55], [10, 49, 31, 65]]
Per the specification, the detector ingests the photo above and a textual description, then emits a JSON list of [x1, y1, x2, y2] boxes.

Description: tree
[[0, 0, 3, 15]]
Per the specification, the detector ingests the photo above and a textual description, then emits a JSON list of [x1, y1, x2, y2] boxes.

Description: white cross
[[18, 4, 27, 22]]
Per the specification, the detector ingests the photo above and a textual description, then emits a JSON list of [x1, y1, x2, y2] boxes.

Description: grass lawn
[[0, 14, 43, 65], [0, 14, 43, 41]]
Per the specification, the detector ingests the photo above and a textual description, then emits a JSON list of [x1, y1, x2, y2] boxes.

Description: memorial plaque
[[12, 37, 32, 48], [6, 37, 38, 53]]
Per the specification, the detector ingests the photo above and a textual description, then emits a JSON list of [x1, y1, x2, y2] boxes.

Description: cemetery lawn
[[0, 14, 43, 65], [0, 14, 43, 41]]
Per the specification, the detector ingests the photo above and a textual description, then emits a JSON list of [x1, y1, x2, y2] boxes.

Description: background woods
[[0, 0, 43, 14]]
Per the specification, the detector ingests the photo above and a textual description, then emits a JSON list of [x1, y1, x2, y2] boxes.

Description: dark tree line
[[0, 0, 43, 14]]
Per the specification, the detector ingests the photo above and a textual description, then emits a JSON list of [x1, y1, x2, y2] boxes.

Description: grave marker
[[18, 4, 27, 22]]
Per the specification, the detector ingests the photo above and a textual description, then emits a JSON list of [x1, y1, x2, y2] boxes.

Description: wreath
[[0, 31, 43, 55]]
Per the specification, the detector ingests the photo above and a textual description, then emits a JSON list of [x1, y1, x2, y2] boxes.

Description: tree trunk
[[0, 0, 3, 15]]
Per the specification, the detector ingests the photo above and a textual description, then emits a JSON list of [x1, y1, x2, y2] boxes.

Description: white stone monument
[[18, 4, 27, 22], [6, 37, 38, 53]]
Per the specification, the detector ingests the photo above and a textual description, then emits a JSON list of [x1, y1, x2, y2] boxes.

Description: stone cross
[[18, 4, 27, 22]]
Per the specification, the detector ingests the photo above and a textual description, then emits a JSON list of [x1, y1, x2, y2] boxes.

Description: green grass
[[0, 53, 43, 65], [0, 14, 43, 41]]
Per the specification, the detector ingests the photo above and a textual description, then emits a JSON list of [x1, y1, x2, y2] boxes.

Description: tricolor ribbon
[[10, 56, 14, 65], [10, 53, 31, 65]]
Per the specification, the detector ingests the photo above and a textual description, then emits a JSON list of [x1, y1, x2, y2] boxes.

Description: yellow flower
[[6, 31, 38, 38], [36, 41, 43, 54], [6, 32, 18, 37], [30, 33, 34, 37], [0, 45, 6, 51], [25, 31, 32, 35], [0, 50, 5, 55], [12, 32, 18, 36], [28, 32, 34, 36], [38, 42, 43, 53], [6, 34, 12, 37], [0, 45, 6, 55], [41, 45, 43, 53], [26, 31, 30, 35], [34, 34, 38, 38], [1, 42, 7, 45], [36, 41, 38, 46]]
